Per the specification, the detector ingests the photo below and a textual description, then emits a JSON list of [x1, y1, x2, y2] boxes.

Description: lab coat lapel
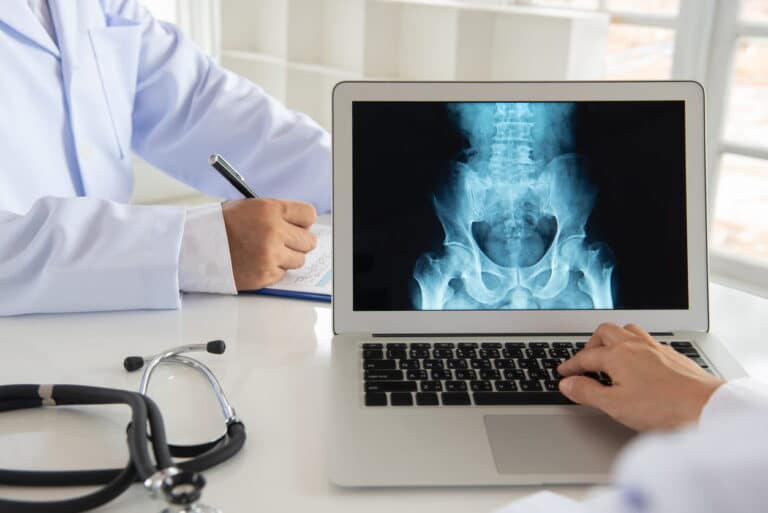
[[0, 0, 60, 57], [48, 1, 133, 200]]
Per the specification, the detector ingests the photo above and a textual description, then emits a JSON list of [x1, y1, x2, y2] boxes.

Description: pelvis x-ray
[[412, 103, 615, 310]]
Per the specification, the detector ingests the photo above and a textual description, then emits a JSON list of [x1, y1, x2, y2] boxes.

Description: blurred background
[[134, 0, 768, 296]]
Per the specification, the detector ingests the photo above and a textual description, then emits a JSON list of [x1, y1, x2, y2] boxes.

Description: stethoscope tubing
[[0, 342, 245, 513], [0, 387, 246, 484], [0, 384, 168, 513]]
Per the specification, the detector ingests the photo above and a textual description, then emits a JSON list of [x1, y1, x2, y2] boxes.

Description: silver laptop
[[328, 81, 747, 487]]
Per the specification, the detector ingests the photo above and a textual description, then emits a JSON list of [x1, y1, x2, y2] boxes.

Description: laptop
[[328, 81, 748, 486]]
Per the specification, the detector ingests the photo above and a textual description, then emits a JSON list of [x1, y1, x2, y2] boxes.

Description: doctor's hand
[[557, 323, 725, 432], [222, 198, 317, 290]]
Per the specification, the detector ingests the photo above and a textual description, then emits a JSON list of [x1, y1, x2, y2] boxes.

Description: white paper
[[266, 220, 332, 296]]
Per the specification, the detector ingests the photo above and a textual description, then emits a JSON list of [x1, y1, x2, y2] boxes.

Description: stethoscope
[[0, 340, 245, 513]]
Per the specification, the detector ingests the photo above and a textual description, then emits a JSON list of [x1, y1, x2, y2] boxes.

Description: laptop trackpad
[[484, 413, 635, 475]]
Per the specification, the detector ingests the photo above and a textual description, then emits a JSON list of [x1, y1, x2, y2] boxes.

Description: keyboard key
[[364, 370, 404, 381], [387, 349, 407, 359], [548, 349, 571, 359], [470, 359, 492, 369], [446, 381, 468, 392], [431, 369, 453, 380], [406, 370, 428, 380], [390, 392, 413, 406], [470, 380, 492, 392], [365, 381, 417, 393], [552, 342, 573, 348], [421, 381, 443, 392], [481, 343, 502, 349], [362, 349, 383, 360], [365, 393, 388, 406], [549, 369, 563, 380], [411, 343, 431, 350], [676, 347, 700, 357], [494, 359, 516, 369], [544, 380, 560, 391], [541, 358, 563, 369], [519, 380, 543, 391], [416, 392, 439, 406], [455, 369, 477, 380], [447, 359, 468, 369], [691, 357, 709, 368], [671, 341, 693, 348], [362, 343, 383, 350], [363, 360, 396, 370], [433, 349, 454, 359], [525, 348, 547, 358], [505, 342, 526, 349], [479, 369, 501, 380], [529, 342, 550, 349], [435, 343, 455, 349], [456, 348, 477, 359], [504, 369, 526, 380], [479, 349, 500, 359], [495, 380, 518, 391], [518, 358, 540, 369], [399, 360, 421, 370], [423, 359, 444, 369], [458, 343, 479, 349], [527, 368, 550, 380], [441, 392, 471, 405], [473, 392, 574, 405], [502, 348, 524, 359], [409, 349, 430, 359], [386, 343, 407, 349]]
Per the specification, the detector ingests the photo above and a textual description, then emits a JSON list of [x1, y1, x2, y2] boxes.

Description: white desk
[[1, 283, 766, 512]]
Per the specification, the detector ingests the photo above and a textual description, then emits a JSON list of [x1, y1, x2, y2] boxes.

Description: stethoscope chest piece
[[159, 470, 221, 513]]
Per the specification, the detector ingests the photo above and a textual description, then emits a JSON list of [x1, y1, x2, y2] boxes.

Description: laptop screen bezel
[[332, 81, 708, 335]]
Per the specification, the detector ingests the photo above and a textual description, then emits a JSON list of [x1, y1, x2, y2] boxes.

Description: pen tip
[[209, 154, 219, 165]]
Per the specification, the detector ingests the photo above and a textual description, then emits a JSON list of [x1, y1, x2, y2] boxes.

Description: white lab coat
[[0, 0, 330, 315], [495, 378, 768, 513]]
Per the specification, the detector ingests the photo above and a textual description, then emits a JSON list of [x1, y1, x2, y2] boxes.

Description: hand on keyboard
[[557, 323, 725, 432]]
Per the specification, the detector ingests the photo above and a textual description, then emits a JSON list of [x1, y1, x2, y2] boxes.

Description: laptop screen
[[352, 101, 688, 311]]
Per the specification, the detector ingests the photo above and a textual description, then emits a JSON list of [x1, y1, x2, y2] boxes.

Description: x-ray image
[[413, 102, 614, 310], [352, 100, 689, 311]]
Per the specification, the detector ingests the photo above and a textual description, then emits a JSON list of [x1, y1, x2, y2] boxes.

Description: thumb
[[559, 376, 611, 410]]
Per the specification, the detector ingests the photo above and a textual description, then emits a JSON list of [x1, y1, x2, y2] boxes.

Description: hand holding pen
[[209, 154, 318, 290]]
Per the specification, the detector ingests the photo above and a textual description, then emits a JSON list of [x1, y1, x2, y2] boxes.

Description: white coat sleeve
[[492, 378, 768, 513], [105, 0, 331, 213], [0, 197, 186, 316]]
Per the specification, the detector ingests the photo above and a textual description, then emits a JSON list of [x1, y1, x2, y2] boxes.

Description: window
[[707, 1, 768, 291]]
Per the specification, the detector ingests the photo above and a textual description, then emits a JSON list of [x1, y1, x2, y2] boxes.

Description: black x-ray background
[[352, 101, 689, 311]]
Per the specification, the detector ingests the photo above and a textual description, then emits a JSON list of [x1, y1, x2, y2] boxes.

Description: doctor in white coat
[[0, 0, 329, 316]]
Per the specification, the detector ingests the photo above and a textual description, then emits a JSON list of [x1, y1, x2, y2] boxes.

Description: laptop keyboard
[[362, 340, 710, 407]]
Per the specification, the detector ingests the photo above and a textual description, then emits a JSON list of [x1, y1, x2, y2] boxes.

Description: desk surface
[[0, 283, 766, 512]]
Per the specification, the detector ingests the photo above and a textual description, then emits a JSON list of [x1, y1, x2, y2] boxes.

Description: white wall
[[133, 0, 608, 205]]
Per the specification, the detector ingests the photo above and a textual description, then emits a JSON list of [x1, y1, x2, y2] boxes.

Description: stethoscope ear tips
[[123, 356, 145, 372], [206, 340, 226, 355]]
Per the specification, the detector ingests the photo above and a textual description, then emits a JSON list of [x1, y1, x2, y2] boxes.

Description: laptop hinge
[[371, 332, 676, 338]]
